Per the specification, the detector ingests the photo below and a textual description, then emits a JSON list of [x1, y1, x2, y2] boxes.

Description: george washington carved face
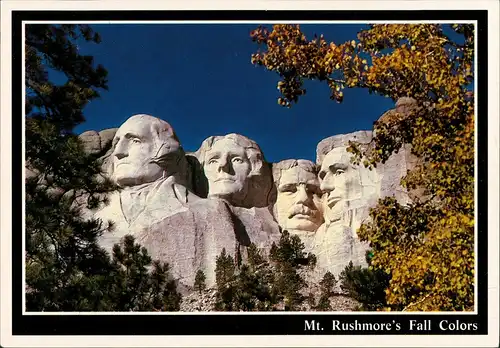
[[111, 114, 182, 188]]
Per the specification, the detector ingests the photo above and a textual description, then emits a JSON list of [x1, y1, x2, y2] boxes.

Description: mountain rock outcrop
[[73, 99, 417, 296]]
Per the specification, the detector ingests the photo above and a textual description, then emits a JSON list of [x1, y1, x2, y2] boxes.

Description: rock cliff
[[67, 99, 417, 304]]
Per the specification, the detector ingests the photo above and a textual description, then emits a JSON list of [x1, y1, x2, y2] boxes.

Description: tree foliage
[[339, 254, 391, 311], [25, 24, 181, 311], [194, 269, 207, 294], [106, 236, 181, 311], [313, 271, 337, 311], [251, 24, 474, 311], [214, 246, 271, 311], [215, 248, 236, 290], [214, 234, 317, 311], [26, 25, 108, 133], [269, 231, 317, 310], [27, 234, 181, 311], [319, 271, 337, 296]]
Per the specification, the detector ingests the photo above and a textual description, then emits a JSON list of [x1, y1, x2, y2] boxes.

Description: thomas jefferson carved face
[[112, 115, 180, 188], [275, 163, 323, 233], [203, 138, 252, 203], [318, 147, 361, 224]]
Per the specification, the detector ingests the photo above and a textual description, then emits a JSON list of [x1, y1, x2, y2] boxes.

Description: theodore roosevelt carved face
[[318, 147, 362, 224], [111, 114, 182, 188], [197, 134, 264, 206], [274, 160, 323, 233]]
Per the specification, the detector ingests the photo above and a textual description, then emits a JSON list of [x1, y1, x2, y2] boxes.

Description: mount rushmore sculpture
[[77, 100, 418, 291]]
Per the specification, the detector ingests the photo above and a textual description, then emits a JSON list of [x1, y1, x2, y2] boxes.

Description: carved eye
[[232, 157, 244, 164], [335, 169, 345, 176], [280, 185, 297, 194], [131, 138, 141, 144], [208, 159, 218, 165], [307, 185, 322, 196]]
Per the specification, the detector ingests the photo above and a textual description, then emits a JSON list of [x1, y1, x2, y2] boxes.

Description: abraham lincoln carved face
[[318, 147, 362, 224]]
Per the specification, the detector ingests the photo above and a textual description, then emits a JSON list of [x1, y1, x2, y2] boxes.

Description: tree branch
[[402, 292, 432, 311]]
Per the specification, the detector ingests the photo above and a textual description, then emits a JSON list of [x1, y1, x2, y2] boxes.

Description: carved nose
[[114, 152, 127, 160], [296, 186, 309, 203], [113, 140, 128, 160], [217, 157, 231, 173], [320, 174, 335, 193]]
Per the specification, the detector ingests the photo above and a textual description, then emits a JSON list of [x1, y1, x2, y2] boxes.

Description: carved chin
[[113, 164, 164, 187], [324, 201, 345, 225], [208, 182, 247, 202], [281, 213, 321, 232], [113, 172, 141, 187], [325, 210, 343, 225], [210, 180, 242, 192]]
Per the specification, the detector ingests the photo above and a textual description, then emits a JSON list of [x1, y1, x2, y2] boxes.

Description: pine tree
[[231, 264, 260, 311], [315, 295, 331, 311], [194, 269, 207, 294], [247, 243, 265, 271], [24, 24, 181, 311], [215, 248, 235, 289], [268, 231, 316, 311], [306, 292, 316, 309], [339, 260, 390, 311], [313, 271, 337, 311], [319, 271, 337, 296], [107, 236, 181, 311], [244, 244, 275, 311], [212, 235, 318, 312]]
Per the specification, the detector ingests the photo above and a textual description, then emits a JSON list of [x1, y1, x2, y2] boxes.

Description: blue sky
[[71, 24, 396, 163]]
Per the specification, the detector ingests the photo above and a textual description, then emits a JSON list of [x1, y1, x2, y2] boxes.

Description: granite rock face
[[316, 130, 373, 166], [78, 128, 117, 175], [78, 115, 281, 291], [79, 130, 101, 155], [79, 128, 118, 156], [72, 99, 418, 294], [193, 133, 274, 208], [310, 127, 416, 278], [312, 142, 379, 278], [272, 159, 323, 238], [77, 115, 238, 290], [134, 198, 240, 289], [193, 133, 282, 259]]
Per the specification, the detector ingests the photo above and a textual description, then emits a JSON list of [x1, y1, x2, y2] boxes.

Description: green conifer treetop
[[194, 269, 207, 294]]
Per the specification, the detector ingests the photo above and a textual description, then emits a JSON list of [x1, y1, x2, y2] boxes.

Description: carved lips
[[288, 206, 317, 219], [214, 177, 235, 183]]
